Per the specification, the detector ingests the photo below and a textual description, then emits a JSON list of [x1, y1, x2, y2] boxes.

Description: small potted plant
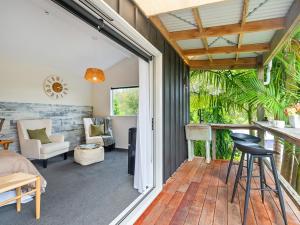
[[284, 103, 300, 128]]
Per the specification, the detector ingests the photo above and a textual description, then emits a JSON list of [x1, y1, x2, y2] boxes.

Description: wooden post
[[273, 137, 284, 172], [35, 176, 41, 220], [205, 140, 211, 163], [257, 62, 265, 144], [187, 140, 194, 161], [212, 129, 216, 160]]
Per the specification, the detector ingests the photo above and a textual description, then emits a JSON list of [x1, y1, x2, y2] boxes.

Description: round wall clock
[[44, 75, 69, 99]]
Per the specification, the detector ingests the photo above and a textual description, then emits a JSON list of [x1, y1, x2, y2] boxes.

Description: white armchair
[[83, 118, 104, 146], [17, 119, 70, 168], [83, 118, 115, 151]]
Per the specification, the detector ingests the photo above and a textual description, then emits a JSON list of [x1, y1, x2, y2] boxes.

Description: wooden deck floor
[[135, 158, 300, 225]]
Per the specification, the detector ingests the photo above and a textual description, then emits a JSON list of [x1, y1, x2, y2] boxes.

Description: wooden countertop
[[187, 123, 257, 129], [254, 121, 300, 146], [210, 123, 257, 130]]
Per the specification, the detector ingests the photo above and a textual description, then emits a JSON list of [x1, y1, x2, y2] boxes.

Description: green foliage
[[113, 98, 120, 115], [190, 69, 257, 124], [112, 87, 139, 116], [190, 27, 300, 159], [207, 105, 233, 159]]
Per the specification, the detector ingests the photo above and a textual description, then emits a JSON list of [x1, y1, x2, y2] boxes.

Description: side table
[[0, 140, 13, 150]]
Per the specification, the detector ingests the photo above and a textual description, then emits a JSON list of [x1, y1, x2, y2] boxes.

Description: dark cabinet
[[128, 127, 136, 175]]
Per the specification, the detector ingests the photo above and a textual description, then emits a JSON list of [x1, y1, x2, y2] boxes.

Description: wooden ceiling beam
[[169, 17, 286, 40], [190, 64, 256, 70], [192, 8, 212, 62], [183, 43, 270, 56], [149, 16, 188, 64], [189, 58, 257, 69], [190, 63, 257, 70], [236, 0, 249, 61], [263, 0, 300, 65]]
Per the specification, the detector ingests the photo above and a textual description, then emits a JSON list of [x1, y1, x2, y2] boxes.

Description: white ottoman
[[74, 144, 104, 166]]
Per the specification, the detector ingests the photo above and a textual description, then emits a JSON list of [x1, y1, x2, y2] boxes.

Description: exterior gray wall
[[0, 102, 92, 152], [104, 0, 190, 182]]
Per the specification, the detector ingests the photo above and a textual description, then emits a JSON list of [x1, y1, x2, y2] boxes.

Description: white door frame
[[87, 1, 163, 224]]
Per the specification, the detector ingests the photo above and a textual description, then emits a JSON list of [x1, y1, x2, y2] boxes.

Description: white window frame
[[110, 86, 139, 117]]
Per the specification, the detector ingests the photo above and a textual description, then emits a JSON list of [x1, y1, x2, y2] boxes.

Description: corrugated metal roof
[[239, 52, 260, 58], [247, 0, 293, 22], [177, 39, 204, 50], [213, 53, 236, 59], [208, 35, 238, 47], [159, 8, 196, 32], [242, 30, 276, 45], [155, 0, 293, 63], [198, 0, 243, 28]]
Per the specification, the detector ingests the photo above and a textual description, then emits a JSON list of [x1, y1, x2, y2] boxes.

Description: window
[[111, 86, 139, 116]]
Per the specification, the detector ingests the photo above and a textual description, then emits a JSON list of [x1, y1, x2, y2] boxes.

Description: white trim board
[[83, 1, 164, 224]]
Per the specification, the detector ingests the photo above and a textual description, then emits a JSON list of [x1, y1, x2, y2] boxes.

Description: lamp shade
[[84, 68, 105, 83]]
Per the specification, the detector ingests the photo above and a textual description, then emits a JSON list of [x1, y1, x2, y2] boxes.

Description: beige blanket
[[0, 151, 47, 192]]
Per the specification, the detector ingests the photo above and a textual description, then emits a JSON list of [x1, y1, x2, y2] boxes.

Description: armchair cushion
[[91, 124, 105, 137], [49, 134, 64, 143], [27, 128, 51, 144], [86, 136, 104, 146], [40, 142, 69, 154]]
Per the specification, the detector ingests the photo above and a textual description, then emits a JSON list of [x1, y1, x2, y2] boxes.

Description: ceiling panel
[[238, 52, 260, 58], [208, 35, 238, 47], [247, 0, 294, 22], [159, 8, 196, 32], [212, 53, 236, 59], [177, 39, 204, 50], [242, 30, 276, 45], [198, 0, 243, 28]]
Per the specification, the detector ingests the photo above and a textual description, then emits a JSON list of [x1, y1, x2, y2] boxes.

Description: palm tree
[[190, 27, 300, 122], [190, 27, 300, 166]]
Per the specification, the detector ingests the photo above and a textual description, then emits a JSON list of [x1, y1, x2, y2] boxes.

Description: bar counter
[[254, 121, 300, 146]]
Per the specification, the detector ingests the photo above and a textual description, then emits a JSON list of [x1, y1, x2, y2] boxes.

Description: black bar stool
[[231, 141, 288, 225], [225, 133, 261, 184]]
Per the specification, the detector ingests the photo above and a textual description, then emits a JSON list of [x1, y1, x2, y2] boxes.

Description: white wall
[[0, 57, 92, 106], [92, 57, 139, 149], [0, 0, 132, 107]]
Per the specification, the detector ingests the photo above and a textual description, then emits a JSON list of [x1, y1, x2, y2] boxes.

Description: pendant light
[[84, 68, 105, 83]]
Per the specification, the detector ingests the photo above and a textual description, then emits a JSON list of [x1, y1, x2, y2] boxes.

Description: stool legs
[[232, 154, 288, 225], [226, 144, 237, 184], [270, 155, 288, 225], [258, 158, 265, 202], [243, 155, 254, 225], [231, 152, 245, 202]]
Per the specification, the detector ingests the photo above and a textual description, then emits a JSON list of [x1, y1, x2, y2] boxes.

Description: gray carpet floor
[[0, 149, 140, 225]]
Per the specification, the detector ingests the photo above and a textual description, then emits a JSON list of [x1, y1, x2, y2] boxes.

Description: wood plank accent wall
[[103, 0, 190, 181], [0, 102, 92, 152]]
